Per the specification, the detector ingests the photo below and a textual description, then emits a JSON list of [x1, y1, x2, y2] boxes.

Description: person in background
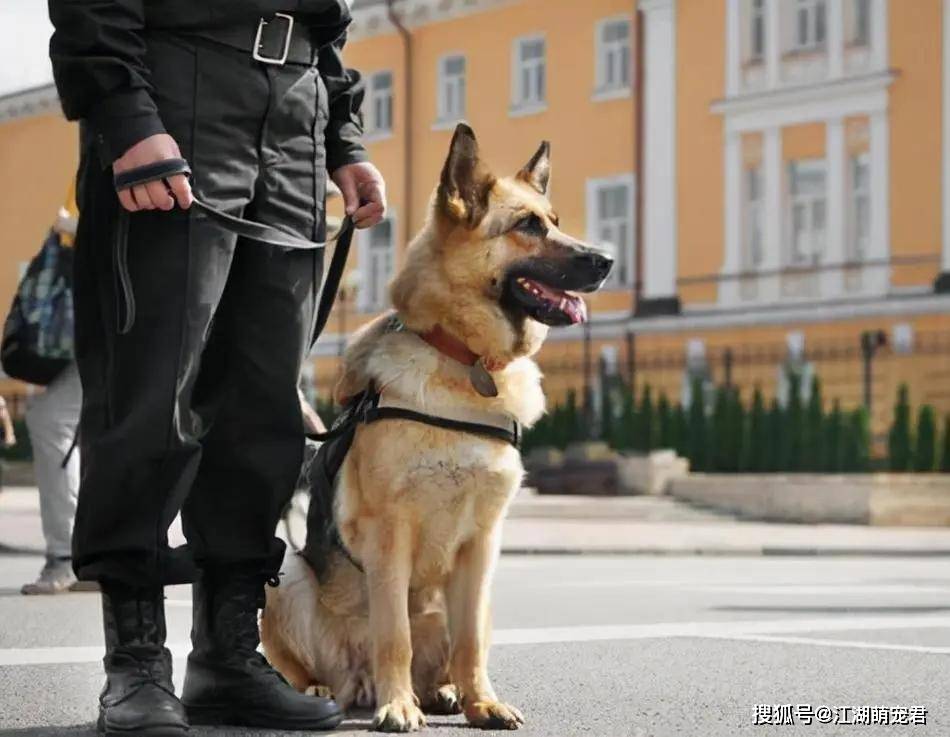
[[20, 198, 85, 596], [0, 397, 16, 450]]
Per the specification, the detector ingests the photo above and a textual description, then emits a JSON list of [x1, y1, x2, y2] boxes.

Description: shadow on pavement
[[0, 712, 471, 737], [0, 543, 44, 557]]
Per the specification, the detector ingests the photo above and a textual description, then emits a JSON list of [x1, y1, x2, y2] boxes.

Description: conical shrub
[[888, 384, 913, 471], [914, 404, 937, 472]]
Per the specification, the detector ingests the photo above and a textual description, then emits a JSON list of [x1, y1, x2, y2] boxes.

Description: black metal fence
[[536, 329, 950, 452]]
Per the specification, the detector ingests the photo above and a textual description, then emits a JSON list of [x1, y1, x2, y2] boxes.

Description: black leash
[[112, 158, 355, 336]]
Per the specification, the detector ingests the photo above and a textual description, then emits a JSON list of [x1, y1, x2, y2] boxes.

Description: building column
[[870, 0, 889, 70], [725, 0, 741, 96], [828, 0, 845, 78], [939, 0, 950, 291], [761, 126, 783, 299], [638, 0, 680, 315], [765, 0, 782, 88], [822, 118, 846, 296], [719, 129, 742, 306], [869, 109, 891, 294]]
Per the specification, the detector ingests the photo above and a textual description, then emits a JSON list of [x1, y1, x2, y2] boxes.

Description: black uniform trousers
[[72, 32, 329, 586]]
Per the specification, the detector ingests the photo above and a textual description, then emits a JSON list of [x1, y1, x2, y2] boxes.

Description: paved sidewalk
[[4, 486, 950, 558]]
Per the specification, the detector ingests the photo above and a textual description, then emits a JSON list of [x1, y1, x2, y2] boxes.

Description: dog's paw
[[464, 700, 525, 730], [304, 684, 334, 699], [372, 697, 427, 732], [422, 684, 462, 715]]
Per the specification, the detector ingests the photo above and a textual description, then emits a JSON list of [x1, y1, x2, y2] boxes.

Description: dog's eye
[[550, 213, 560, 227], [515, 214, 545, 237]]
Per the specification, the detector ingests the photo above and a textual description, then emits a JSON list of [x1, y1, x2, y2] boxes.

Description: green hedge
[[523, 377, 950, 474]]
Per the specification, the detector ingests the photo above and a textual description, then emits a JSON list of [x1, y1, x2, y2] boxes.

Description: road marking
[[510, 580, 950, 594], [3, 614, 950, 666], [490, 614, 950, 645], [703, 633, 950, 655]]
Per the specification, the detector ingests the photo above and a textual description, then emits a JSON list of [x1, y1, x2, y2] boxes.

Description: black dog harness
[[300, 385, 522, 576]]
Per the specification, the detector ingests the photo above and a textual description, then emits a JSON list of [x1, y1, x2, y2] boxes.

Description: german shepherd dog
[[261, 124, 612, 732]]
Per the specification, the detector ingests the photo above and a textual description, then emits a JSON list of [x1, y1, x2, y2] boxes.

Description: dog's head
[[392, 124, 613, 361]]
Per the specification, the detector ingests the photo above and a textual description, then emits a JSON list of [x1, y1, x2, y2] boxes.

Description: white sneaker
[[20, 558, 77, 595]]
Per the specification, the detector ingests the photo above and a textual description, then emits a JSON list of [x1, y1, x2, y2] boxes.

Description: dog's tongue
[[562, 294, 588, 324], [529, 280, 589, 324]]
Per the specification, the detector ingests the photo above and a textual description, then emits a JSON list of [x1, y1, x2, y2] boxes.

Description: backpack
[[1, 230, 75, 385]]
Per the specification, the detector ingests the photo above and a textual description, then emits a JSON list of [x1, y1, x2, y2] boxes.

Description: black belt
[[188, 13, 317, 66], [113, 157, 352, 342]]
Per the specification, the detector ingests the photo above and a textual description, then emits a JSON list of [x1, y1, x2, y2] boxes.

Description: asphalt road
[[2, 552, 949, 737]]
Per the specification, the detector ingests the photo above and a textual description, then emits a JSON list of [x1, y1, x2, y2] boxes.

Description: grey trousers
[[25, 363, 82, 559]]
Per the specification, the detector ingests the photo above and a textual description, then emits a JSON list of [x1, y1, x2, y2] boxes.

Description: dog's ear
[[516, 141, 551, 195], [437, 124, 496, 228]]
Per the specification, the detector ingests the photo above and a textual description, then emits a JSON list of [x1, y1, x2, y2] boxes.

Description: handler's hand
[[113, 134, 193, 213], [332, 161, 386, 229]]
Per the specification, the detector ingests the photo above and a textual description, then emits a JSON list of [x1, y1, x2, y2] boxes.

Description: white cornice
[[0, 84, 61, 124], [541, 291, 950, 342], [310, 292, 950, 355], [712, 70, 897, 132], [349, 0, 518, 41]]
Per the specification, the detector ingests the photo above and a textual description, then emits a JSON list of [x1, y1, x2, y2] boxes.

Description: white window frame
[[786, 158, 827, 266], [792, 0, 827, 52], [744, 165, 765, 269], [436, 53, 467, 126], [849, 152, 870, 261], [365, 70, 394, 139], [594, 16, 632, 100], [510, 34, 547, 116], [749, 0, 766, 62], [358, 213, 397, 312], [586, 174, 636, 289]]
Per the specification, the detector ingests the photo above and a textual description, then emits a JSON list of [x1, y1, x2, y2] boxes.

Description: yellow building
[[317, 0, 950, 442]]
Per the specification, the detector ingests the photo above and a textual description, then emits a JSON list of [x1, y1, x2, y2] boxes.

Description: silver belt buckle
[[253, 12, 294, 65]]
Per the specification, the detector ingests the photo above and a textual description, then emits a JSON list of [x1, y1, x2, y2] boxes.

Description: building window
[[853, 0, 871, 45], [744, 167, 764, 268], [437, 54, 466, 122], [363, 218, 395, 311], [850, 153, 870, 260], [596, 18, 631, 93], [512, 36, 546, 110], [588, 176, 635, 287], [367, 71, 393, 136], [793, 0, 826, 51], [750, 0, 766, 61], [788, 159, 827, 265]]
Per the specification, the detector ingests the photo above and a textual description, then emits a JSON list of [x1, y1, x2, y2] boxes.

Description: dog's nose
[[582, 251, 613, 280]]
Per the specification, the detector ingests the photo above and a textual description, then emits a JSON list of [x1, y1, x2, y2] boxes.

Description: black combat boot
[[98, 582, 189, 735], [181, 565, 343, 730]]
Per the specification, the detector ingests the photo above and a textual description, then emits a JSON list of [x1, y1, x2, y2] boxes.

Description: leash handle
[[111, 158, 356, 343], [114, 158, 329, 251]]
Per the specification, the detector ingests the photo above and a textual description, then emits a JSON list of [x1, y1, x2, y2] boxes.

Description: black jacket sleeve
[[48, 0, 166, 167], [318, 35, 369, 174]]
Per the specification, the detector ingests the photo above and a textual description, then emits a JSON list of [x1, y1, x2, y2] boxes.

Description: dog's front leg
[[447, 528, 524, 730], [364, 517, 425, 733]]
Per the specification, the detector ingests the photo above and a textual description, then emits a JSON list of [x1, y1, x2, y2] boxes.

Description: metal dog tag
[[470, 359, 498, 398]]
